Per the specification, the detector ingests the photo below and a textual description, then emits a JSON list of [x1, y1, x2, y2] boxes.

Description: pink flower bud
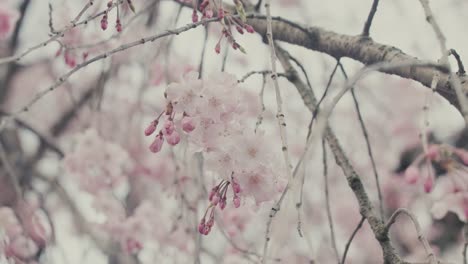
[[203, 225, 211, 235], [424, 176, 433, 193], [244, 24, 255, 33], [55, 47, 62, 57], [206, 217, 214, 228], [166, 131, 180, 146], [163, 120, 175, 135], [116, 22, 122, 32], [215, 42, 221, 54], [209, 186, 218, 201], [101, 19, 108, 30], [219, 199, 226, 210], [198, 219, 205, 234], [149, 134, 164, 153], [232, 181, 241, 194], [404, 166, 420, 184], [233, 196, 240, 208], [426, 145, 439, 160], [182, 116, 196, 132], [144, 121, 158, 136], [107, 1, 113, 8], [200, 0, 209, 10], [236, 26, 244, 34], [211, 194, 219, 206], [218, 8, 224, 19], [64, 52, 76, 68], [204, 8, 213, 18], [192, 10, 199, 23]]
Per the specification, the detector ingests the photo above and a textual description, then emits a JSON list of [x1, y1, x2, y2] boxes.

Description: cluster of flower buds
[[192, 0, 213, 22], [404, 144, 468, 193], [55, 47, 87, 68], [144, 103, 196, 153], [100, 1, 126, 33], [198, 176, 242, 235], [190, 0, 254, 54]]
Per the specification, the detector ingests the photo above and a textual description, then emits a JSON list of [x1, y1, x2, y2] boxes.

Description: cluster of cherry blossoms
[[145, 72, 284, 235], [64, 129, 134, 195], [0, 200, 51, 264], [404, 144, 468, 220]]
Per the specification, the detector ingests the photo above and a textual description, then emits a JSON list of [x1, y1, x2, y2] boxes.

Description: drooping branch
[[275, 45, 404, 263]]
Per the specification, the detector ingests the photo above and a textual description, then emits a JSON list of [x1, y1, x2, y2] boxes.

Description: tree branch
[[275, 45, 404, 264], [362, 0, 380, 37], [246, 15, 466, 112]]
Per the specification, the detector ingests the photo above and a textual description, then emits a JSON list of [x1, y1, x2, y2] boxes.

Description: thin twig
[[323, 138, 340, 263], [464, 224, 468, 264], [0, 140, 21, 199], [254, 0, 263, 12], [449, 49, 466, 75], [48, 3, 57, 34], [341, 217, 365, 264], [288, 55, 313, 92], [313, 61, 340, 119], [0, 112, 64, 158], [0, 0, 125, 65], [275, 45, 404, 263], [255, 74, 267, 133], [362, 0, 380, 37], [221, 43, 229, 72], [385, 208, 437, 264], [419, 0, 468, 126], [337, 62, 384, 220], [238, 70, 287, 83], [198, 25, 209, 78], [262, 1, 294, 261], [71, 0, 95, 25], [69, 0, 160, 51], [13, 15, 230, 115]]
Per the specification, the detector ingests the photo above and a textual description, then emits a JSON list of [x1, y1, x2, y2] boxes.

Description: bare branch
[[337, 62, 384, 220], [12, 15, 227, 115], [341, 216, 365, 264], [275, 45, 404, 263], [198, 26, 209, 78], [385, 208, 437, 264], [0, 0, 125, 65], [245, 14, 465, 112], [362, 0, 380, 37], [0, 140, 21, 200], [262, 1, 294, 260], [418, 0, 468, 125], [464, 224, 468, 264], [449, 49, 466, 75], [323, 139, 340, 263]]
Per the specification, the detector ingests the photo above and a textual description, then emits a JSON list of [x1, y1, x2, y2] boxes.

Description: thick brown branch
[[248, 15, 465, 111]]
